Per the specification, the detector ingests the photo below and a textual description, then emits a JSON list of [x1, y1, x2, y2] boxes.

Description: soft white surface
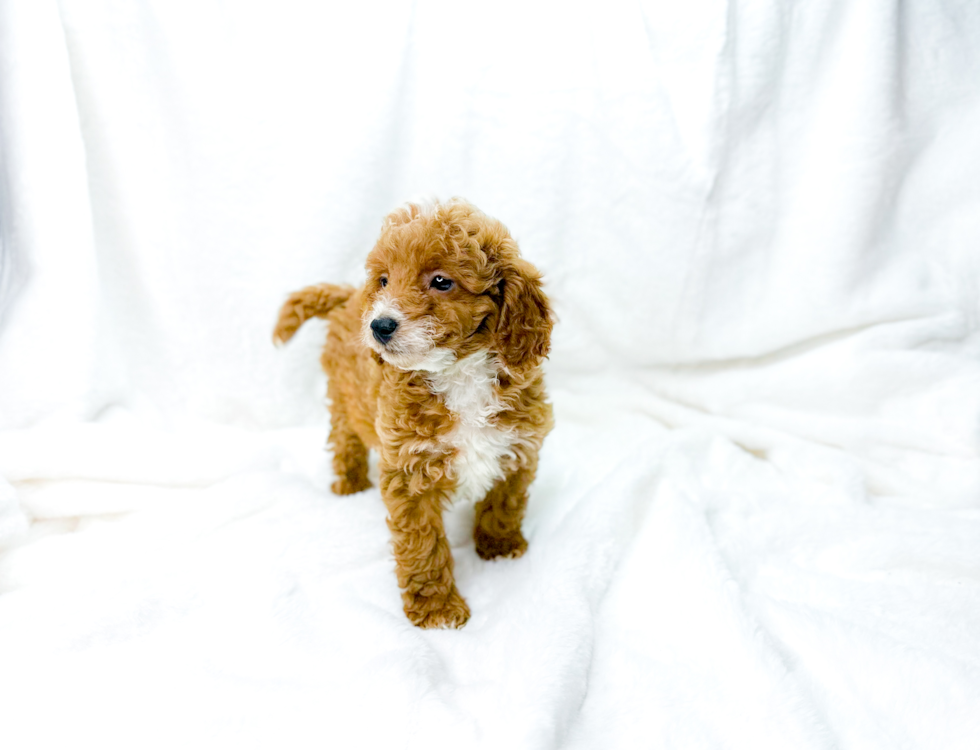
[[2, 1, 980, 748]]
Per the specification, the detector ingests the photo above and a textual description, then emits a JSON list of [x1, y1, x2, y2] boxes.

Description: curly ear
[[494, 258, 553, 375]]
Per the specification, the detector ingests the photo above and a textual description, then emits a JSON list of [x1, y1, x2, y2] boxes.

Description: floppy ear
[[494, 258, 553, 375]]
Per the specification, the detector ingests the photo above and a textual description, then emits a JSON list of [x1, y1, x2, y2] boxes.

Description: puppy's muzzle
[[371, 317, 399, 345]]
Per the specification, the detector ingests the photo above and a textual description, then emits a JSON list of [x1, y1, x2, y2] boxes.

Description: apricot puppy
[[274, 199, 553, 629]]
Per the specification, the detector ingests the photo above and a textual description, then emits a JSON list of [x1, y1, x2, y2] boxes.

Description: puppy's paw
[[404, 588, 471, 629], [474, 527, 528, 561], [331, 475, 371, 495]]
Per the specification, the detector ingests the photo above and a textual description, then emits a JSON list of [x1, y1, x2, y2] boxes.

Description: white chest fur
[[426, 351, 513, 505]]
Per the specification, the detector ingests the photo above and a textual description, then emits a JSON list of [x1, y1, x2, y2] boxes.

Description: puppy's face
[[360, 201, 552, 375], [361, 213, 497, 372]]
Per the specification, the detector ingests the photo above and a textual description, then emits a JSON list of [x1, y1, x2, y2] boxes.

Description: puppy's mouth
[[369, 336, 455, 372], [378, 346, 455, 372], [362, 309, 454, 372]]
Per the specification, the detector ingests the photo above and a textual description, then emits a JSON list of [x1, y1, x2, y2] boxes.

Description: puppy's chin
[[379, 346, 456, 373]]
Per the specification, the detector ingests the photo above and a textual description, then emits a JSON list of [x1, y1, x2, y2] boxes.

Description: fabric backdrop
[[1, 1, 979, 748]]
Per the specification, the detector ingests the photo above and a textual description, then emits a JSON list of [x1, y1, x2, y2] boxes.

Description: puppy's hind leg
[[327, 396, 371, 495]]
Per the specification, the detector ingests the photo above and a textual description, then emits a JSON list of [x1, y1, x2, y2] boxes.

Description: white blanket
[[1, 1, 979, 748]]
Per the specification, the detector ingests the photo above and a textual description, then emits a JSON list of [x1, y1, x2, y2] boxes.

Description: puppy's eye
[[430, 275, 454, 292], [379, 276, 388, 288]]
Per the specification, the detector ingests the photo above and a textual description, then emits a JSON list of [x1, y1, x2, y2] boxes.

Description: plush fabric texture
[[1, 1, 980, 749]]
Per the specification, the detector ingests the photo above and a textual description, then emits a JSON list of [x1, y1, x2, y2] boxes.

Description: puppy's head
[[361, 199, 552, 375]]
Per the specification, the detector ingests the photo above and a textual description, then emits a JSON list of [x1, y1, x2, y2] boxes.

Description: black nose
[[370, 317, 399, 344]]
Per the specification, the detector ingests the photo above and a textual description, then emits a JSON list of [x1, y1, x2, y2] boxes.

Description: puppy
[[273, 199, 553, 629]]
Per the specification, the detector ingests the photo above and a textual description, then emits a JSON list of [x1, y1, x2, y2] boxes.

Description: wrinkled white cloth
[[1, 1, 979, 748]]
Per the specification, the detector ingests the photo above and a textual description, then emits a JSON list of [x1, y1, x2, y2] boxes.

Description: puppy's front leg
[[380, 459, 470, 629], [474, 454, 537, 561]]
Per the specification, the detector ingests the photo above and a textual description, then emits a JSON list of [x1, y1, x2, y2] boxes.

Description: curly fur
[[274, 199, 553, 629]]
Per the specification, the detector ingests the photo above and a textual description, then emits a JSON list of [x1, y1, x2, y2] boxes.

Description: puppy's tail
[[273, 283, 356, 345]]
